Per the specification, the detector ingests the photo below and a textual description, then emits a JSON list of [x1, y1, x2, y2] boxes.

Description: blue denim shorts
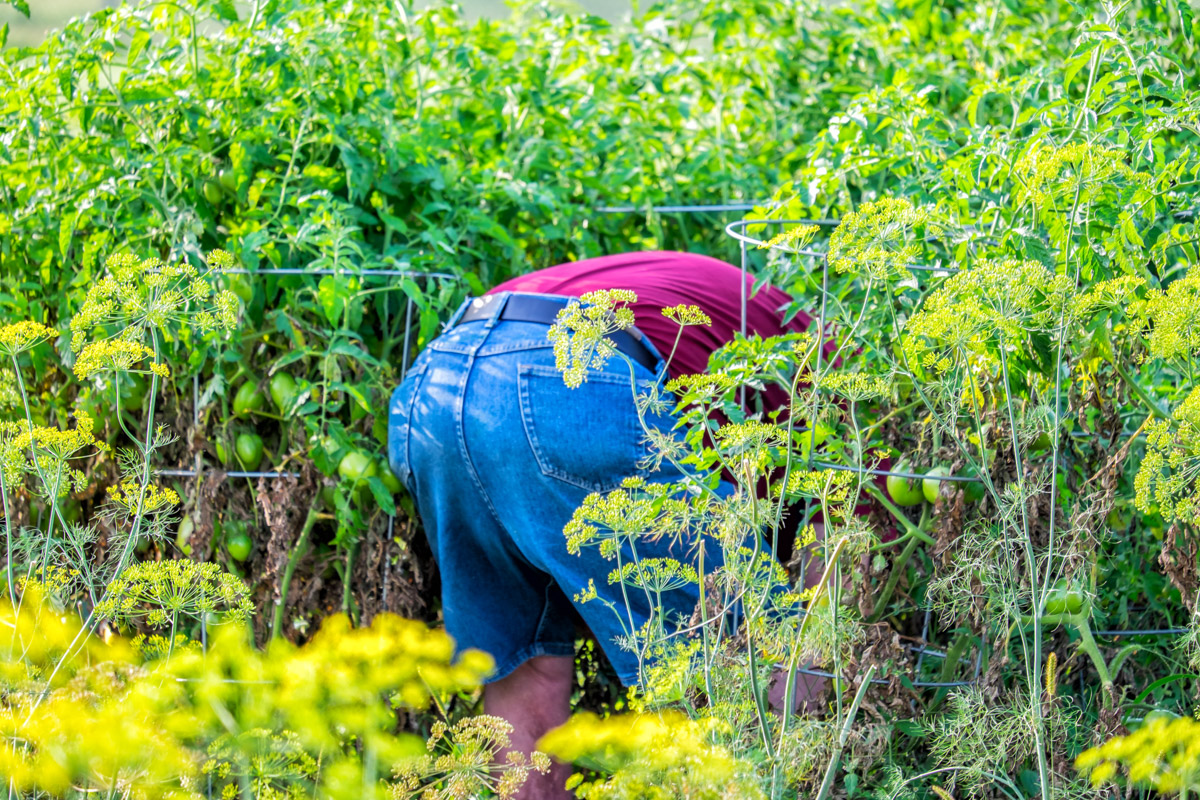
[[387, 292, 726, 686]]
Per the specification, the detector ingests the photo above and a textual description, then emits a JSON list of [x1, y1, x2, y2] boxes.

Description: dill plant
[[541, 1, 1200, 795]]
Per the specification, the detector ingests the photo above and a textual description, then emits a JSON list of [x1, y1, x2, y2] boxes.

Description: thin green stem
[[272, 504, 320, 640], [814, 665, 875, 800]]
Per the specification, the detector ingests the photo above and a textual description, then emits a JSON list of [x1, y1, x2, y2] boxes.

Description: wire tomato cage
[[164, 266, 464, 553]]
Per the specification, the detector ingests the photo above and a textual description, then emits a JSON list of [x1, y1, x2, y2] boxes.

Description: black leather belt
[[456, 293, 659, 374]]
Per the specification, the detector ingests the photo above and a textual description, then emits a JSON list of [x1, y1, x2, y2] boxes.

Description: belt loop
[[446, 296, 474, 329], [482, 291, 510, 331]]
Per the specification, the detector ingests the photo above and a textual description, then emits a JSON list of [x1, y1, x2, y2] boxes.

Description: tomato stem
[[271, 503, 320, 640]]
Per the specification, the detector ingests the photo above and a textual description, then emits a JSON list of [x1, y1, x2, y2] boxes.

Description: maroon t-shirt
[[489, 251, 811, 382]]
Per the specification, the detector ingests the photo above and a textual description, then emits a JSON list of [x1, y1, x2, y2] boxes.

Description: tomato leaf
[[365, 476, 396, 516]]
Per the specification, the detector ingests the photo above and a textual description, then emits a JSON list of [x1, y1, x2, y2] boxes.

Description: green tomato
[[1043, 583, 1085, 616], [202, 179, 223, 206], [922, 465, 952, 504], [1031, 432, 1052, 451], [269, 372, 298, 414], [215, 438, 231, 466], [218, 168, 237, 194], [225, 521, 252, 562], [176, 514, 195, 556], [235, 433, 265, 470], [228, 277, 253, 304], [338, 451, 377, 483], [378, 462, 402, 494], [887, 461, 925, 507], [963, 470, 987, 503], [233, 381, 266, 416], [320, 484, 337, 511]]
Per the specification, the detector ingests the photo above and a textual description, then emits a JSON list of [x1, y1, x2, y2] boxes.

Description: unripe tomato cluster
[[886, 460, 985, 507], [206, 368, 407, 563]]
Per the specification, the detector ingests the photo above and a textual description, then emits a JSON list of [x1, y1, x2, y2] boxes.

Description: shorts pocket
[[518, 364, 643, 493]]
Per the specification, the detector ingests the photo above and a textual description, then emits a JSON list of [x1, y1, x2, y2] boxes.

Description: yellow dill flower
[[538, 711, 765, 799], [548, 289, 638, 388], [70, 250, 238, 352], [16, 565, 82, 599], [73, 339, 170, 380], [1015, 142, 1150, 209], [94, 560, 253, 628], [661, 304, 712, 327], [105, 479, 180, 515], [203, 729, 319, 800], [13, 414, 97, 458], [607, 557, 698, 593], [819, 371, 889, 401], [393, 716, 550, 800], [1134, 387, 1200, 524], [902, 258, 1068, 378], [758, 224, 819, 252], [1133, 264, 1200, 363], [713, 420, 787, 448], [563, 485, 692, 556], [0, 321, 57, 356], [664, 372, 738, 398], [828, 197, 942, 279], [130, 633, 202, 661], [1076, 716, 1200, 793]]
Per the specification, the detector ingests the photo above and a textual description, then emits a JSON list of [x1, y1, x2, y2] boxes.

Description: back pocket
[[518, 364, 643, 493]]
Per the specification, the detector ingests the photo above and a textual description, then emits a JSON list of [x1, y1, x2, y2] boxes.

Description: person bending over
[[388, 251, 821, 800]]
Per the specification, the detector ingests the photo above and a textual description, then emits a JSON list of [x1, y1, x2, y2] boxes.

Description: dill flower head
[[0, 321, 58, 357], [819, 371, 889, 401], [69, 250, 238, 353], [661, 304, 712, 327], [1015, 142, 1150, 209], [94, 560, 254, 628], [1133, 264, 1200, 364], [537, 711, 765, 800], [828, 197, 942, 279], [203, 729, 319, 800], [547, 288, 638, 388], [393, 716, 551, 800], [6, 414, 103, 498], [757, 224, 819, 253], [902, 258, 1067, 377], [607, 557, 698, 594], [73, 339, 171, 380], [1134, 386, 1200, 525], [105, 479, 181, 515], [563, 484, 692, 556]]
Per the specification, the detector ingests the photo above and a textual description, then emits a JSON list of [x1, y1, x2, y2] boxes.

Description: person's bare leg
[[485, 655, 574, 800], [769, 520, 829, 715]]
